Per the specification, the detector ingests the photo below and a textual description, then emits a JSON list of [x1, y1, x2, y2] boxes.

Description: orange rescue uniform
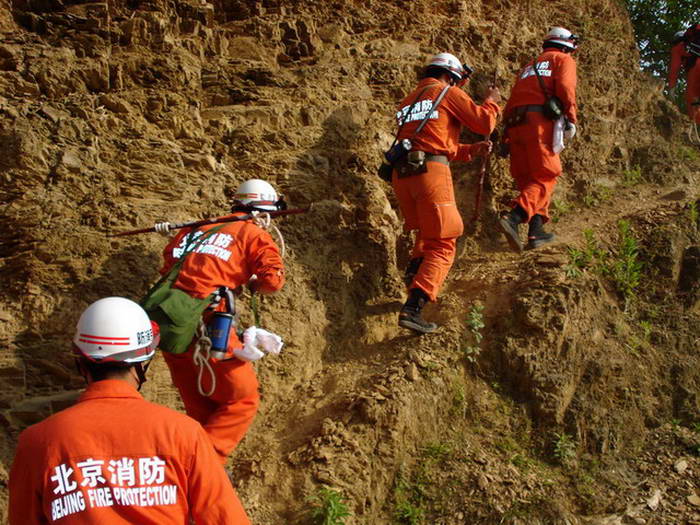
[[393, 77, 500, 301], [8, 379, 250, 524], [669, 28, 700, 124], [503, 48, 578, 222], [161, 214, 285, 463]]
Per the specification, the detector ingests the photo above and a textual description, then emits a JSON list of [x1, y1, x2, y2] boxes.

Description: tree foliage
[[623, 0, 699, 79]]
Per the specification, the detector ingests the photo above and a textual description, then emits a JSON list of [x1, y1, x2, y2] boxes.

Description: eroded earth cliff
[[1, 0, 699, 523]]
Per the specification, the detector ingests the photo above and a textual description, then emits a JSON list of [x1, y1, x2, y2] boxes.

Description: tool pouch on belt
[[542, 95, 564, 120], [140, 226, 225, 354], [397, 150, 428, 178], [533, 60, 564, 121], [379, 85, 448, 181], [378, 138, 412, 181]]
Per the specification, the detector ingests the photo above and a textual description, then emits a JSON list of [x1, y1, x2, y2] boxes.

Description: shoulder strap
[[389, 82, 451, 149], [413, 84, 450, 137], [532, 58, 551, 98], [389, 85, 432, 149], [143, 223, 228, 297]]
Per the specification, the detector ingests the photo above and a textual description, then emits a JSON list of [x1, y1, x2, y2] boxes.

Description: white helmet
[[543, 27, 579, 50], [74, 297, 159, 363], [233, 179, 281, 212], [427, 52, 472, 81]]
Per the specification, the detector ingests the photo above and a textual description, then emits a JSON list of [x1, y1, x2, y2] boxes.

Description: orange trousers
[[393, 161, 464, 302], [507, 112, 562, 222], [163, 348, 260, 464], [687, 62, 700, 124]]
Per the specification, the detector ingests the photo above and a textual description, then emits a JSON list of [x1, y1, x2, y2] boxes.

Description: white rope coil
[[192, 320, 216, 397], [154, 222, 171, 235], [251, 212, 286, 257]]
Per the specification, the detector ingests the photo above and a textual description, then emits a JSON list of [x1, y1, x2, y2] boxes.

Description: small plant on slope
[[461, 302, 485, 363], [307, 487, 352, 525], [565, 229, 607, 278], [393, 472, 425, 525], [686, 200, 699, 228], [605, 220, 643, 307], [552, 432, 576, 466], [621, 165, 643, 187]]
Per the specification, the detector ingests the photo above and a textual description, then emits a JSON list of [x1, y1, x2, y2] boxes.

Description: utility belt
[[499, 105, 549, 158], [503, 104, 545, 129], [396, 151, 449, 178]]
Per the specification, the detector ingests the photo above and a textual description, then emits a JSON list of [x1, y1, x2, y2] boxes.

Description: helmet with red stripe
[[543, 27, 579, 51], [426, 52, 472, 82], [74, 297, 159, 363], [232, 179, 283, 212]]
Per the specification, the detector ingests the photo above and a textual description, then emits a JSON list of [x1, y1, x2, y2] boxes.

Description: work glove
[[247, 274, 259, 294], [472, 140, 492, 158], [564, 122, 576, 140], [233, 326, 284, 362], [485, 85, 501, 105]]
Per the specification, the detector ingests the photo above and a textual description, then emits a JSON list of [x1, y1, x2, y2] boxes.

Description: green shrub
[[568, 222, 643, 307], [307, 487, 352, 525]]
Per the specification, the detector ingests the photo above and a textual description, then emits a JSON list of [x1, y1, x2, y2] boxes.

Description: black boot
[[498, 205, 527, 253], [525, 214, 556, 250], [404, 257, 423, 288], [399, 288, 438, 334]]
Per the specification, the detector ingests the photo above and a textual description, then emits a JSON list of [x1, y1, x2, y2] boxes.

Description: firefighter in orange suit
[[392, 52, 500, 334], [158, 179, 285, 464], [8, 297, 250, 524], [498, 27, 579, 253], [669, 24, 700, 124]]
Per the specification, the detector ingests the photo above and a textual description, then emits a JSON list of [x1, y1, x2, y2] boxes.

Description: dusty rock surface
[[0, 0, 699, 523]]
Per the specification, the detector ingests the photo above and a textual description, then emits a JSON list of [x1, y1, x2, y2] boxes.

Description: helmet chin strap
[[133, 361, 150, 391], [75, 357, 89, 384]]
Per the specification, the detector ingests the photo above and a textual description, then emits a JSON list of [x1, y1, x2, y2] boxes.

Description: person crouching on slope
[[158, 178, 286, 464], [392, 52, 501, 334], [9, 297, 250, 524], [498, 27, 580, 252]]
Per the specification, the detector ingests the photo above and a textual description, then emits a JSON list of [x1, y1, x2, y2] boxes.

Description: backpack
[[140, 225, 225, 354]]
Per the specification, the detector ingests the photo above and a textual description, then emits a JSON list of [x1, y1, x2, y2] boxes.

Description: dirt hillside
[[1, 0, 699, 523]]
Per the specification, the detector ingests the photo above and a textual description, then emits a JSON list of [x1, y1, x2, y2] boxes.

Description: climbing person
[[498, 27, 579, 252], [153, 178, 286, 464], [668, 24, 700, 138], [391, 52, 501, 334], [8, 297, 250, 524]]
